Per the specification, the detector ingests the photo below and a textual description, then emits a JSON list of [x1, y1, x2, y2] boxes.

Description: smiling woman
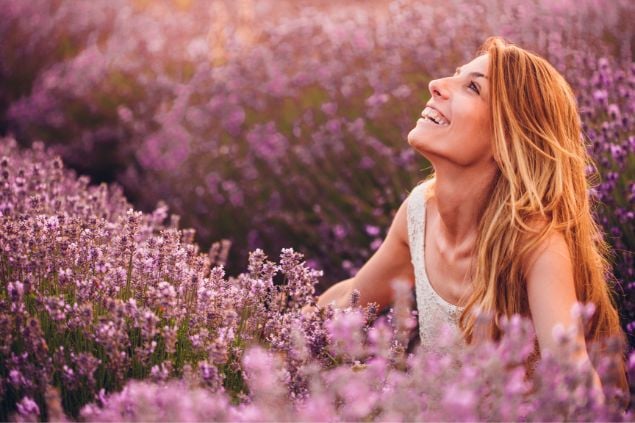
[[308, 35, 630, 409]]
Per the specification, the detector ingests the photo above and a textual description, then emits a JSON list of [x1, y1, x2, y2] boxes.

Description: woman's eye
[[469, 81, 480, 94]]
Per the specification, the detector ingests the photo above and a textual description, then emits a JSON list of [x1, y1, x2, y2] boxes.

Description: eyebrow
[[455, 66, 488, 80]]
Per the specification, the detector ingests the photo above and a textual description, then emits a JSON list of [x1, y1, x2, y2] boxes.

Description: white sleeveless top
[[407, 180, 466, 354]]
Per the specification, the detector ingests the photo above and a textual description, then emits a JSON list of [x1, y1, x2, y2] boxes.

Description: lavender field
[[1, 0, 634, 421]]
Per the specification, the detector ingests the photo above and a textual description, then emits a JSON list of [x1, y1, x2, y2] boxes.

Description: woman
[[303, 36, 630, 406]]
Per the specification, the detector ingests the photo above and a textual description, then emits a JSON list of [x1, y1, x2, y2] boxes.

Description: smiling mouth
[[421, 107, 450, 126], [419, 116, 449, 127]]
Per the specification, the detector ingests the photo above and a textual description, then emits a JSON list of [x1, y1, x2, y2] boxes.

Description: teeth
[[423, 107, 450, 126]]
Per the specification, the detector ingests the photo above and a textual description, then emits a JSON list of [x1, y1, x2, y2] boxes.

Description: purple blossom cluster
[[1, 0, 632, 291], [1, 0, 634, 418], [2, 139, 633, 421], [0, 138, 326, 419], [560, 54, 635, 344], [80, 309, 635, 422], [576, 57, 635, 298]]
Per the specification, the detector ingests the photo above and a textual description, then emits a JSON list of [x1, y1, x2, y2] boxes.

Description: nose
[[428, 78, 449, 100]]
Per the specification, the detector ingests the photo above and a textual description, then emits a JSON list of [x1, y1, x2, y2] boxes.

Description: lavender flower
[[1, 0, 634, 419]]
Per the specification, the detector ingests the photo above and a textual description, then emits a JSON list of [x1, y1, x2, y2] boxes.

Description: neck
[[430, 164, 498, 251]]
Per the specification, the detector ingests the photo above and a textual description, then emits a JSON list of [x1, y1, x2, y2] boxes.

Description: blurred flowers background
[[0, 0, 633, 420]]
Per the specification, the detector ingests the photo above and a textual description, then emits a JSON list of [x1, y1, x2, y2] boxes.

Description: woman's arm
[[302, 196, 414, 315], [523, 229, 604, 398]]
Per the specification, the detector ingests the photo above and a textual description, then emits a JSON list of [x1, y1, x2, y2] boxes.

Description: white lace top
[[407, 180, 466, 354]]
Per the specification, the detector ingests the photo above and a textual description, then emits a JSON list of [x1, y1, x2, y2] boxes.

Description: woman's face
[[407, 53, 493, 169]]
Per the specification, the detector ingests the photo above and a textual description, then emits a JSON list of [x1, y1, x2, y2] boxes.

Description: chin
[[407, 130, 429, 149], [407, 128, 421, 146]]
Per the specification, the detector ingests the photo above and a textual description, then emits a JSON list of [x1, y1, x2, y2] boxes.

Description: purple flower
[[16, 396, 40, 420], [326, 309, 366, 358], [364, 224, 381, 237]]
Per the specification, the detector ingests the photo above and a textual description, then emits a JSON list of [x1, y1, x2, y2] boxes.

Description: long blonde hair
[[421, 36, 629, 402]]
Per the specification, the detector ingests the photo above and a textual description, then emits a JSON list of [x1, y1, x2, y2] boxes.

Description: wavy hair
[[420, 36, 629, 404]]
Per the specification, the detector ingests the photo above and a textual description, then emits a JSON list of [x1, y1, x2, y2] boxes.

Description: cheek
[[472, 118, 492, 148], [454, 112, 492, 155], [452, 110, 489, 141], [476, 117, 492, 140], [464, 109, 491, 140]]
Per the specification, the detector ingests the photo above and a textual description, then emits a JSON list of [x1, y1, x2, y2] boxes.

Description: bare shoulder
[[395, 179, 433, 247], [348, 193, 414, 310], [521, 218, 570, 281], [392, 192, 411, 248]]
